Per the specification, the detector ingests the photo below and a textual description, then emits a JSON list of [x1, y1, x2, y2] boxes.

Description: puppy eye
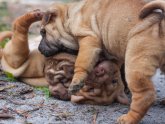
[[49, 61, 53, 65], [112, 79, 118, 84], [40, 28, 46, 36]]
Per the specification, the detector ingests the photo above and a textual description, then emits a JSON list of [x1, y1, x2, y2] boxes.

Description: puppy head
[[39, 4, 78, 57], [71, 60, 129, 105], [45, 54, 129, 105], [45, 53, 76, 100]]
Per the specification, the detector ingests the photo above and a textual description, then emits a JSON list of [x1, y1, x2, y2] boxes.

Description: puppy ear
[[116, 90, 129, 105], [41, 9, 58, 26]]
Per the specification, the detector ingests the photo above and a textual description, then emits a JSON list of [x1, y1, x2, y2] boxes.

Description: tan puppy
[[38, 0, 165, 123], [45, 53, 129, 105]]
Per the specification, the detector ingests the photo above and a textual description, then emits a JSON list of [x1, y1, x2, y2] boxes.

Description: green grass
[[4, 71, 17, 82], [0, 38, 10, 48], [0, 2, 10, 49], [36, 87, 50, 98], [0, 23, 10, 31], [0, 2, 10, 31], [0, 2, 8, 16]]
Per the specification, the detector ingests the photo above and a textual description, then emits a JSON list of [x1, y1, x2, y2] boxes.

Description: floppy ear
[[116, 90, 129, 105], [41, 9, 58, 26]]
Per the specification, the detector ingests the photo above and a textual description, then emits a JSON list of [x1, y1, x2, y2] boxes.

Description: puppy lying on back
[[45, 53, 129, 105], [0, 10, 128, 105], [0, 10, 49, 86]]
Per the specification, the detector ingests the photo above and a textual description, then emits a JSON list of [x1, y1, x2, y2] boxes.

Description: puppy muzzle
[[38, 39, 78, 57], [38, 38, 60, 57]]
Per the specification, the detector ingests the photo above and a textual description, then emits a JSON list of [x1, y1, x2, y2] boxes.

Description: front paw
[[117, 114, 138, 124], [14, 9, 43, 26], [68, 78, 84, 95]]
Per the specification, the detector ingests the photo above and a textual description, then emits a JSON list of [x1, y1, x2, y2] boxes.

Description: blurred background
[[0, 0, 79, 33]]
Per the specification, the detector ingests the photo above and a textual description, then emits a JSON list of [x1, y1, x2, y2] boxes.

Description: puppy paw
[[14, 9, 43, 28], [117, 114, 138, 124], [26, 10, 43, 22], [68, 78, 84, 95]]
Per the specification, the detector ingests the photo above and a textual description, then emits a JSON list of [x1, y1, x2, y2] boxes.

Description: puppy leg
[[117, 36, 162, 124], [0, 31, 13, 42], [69, 36, 101, 94], [3, 10, 43, 68]]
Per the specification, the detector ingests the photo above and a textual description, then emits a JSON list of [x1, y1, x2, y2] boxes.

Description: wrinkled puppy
[[38, 0, 165, 123], [45, 53, 129, 105], [45, 53, 75, 101]]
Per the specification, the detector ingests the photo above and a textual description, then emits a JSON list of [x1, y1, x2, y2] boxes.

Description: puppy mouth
[[51, 92, 70, 101], [38, 38, 78, 57]]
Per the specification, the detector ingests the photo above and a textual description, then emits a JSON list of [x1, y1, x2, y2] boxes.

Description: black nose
[[39, 47, 58, 57], [40, 28, 46, 36], [38, 43, 59, 57]]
